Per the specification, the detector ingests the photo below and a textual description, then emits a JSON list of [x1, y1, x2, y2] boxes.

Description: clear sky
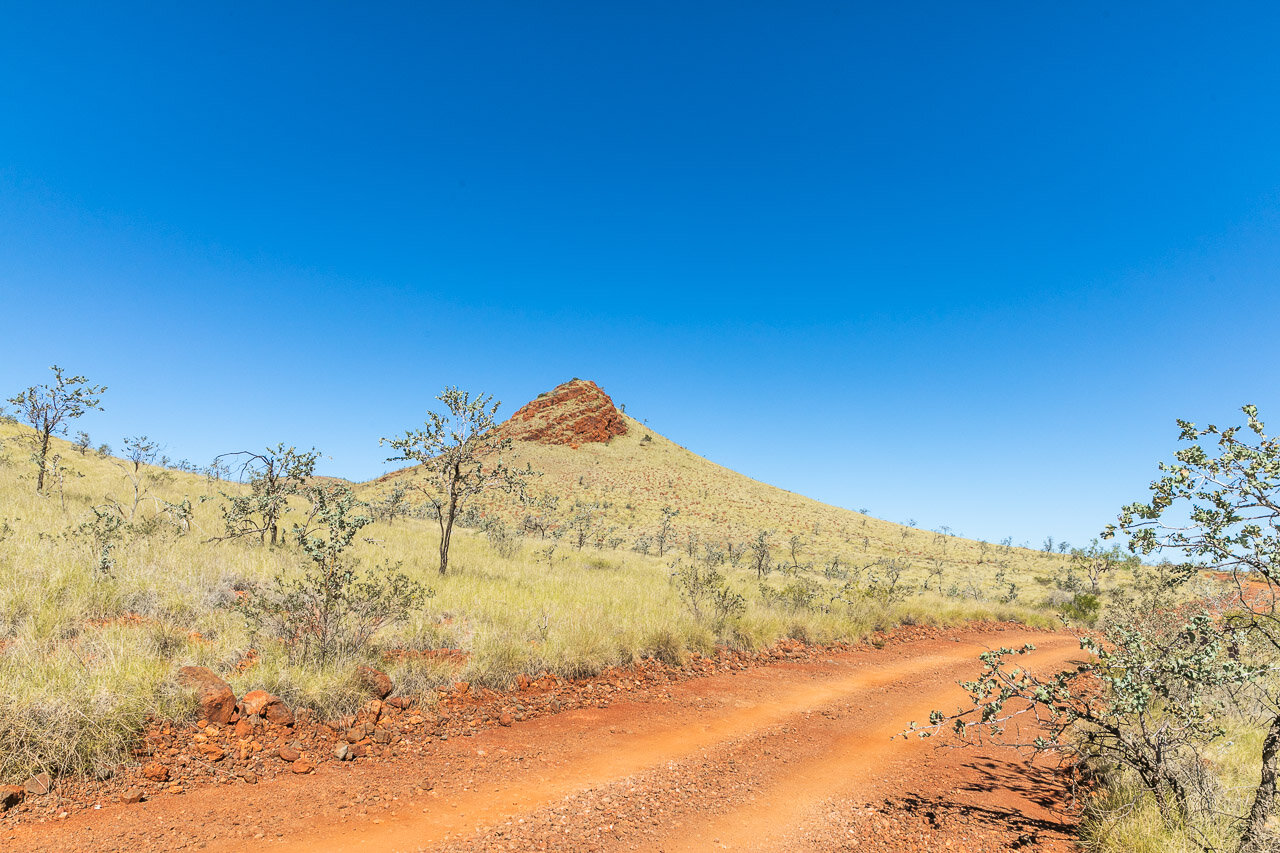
[[2, 3, 1277, 548]]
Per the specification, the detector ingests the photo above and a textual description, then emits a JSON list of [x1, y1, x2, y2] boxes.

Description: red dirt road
[[7, 628, 1083, 852]]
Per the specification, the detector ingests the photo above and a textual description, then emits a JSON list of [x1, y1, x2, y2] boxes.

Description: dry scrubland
[[0, 417, 1082, 789], [377, 410, 1080, 598]]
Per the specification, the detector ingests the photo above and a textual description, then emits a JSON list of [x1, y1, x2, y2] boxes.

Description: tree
[[750, 529, 773, 580], [655, 505, 679, 557], [212, 444, 319, 545], [240, 483, 429, 664], [7, 366, 105, 491], [382, 387, 534, 575], [1105, 404, 1280, 852], [911, 405, 1280, 853]]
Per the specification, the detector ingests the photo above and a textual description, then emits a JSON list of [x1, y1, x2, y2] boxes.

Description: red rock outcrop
[[502, 379, 627, 447]]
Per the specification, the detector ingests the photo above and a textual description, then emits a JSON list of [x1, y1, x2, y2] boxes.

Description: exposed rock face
[[502, 379, 628, 446]]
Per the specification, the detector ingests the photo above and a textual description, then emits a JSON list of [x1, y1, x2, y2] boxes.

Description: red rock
[[23, 772, 52, 795], [278, 745, 301, 762], [197, 744, 226, 762], [349, 743, 369, 758], [355, 665, 393, 699], [234, 718, 255, 738], [175, 666, 236, 724], [291, 758, 315, 774], [499, 713, 514, 727], [500, 379, 628, 446], [141, 763, 169, 783], [453, 681, 470, 695], [121, 787, 145, 804], [241, 690, 295, 726], [0, 786, 24, 811]]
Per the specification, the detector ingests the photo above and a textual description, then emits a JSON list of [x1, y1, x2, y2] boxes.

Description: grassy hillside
[[371, 380, 1075, 601], [0, 382, 1084, 786]]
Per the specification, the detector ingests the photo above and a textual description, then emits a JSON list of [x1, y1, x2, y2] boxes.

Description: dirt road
[[6, 628, 1082, 852]]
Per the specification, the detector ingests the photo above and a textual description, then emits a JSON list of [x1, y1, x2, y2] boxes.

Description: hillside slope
[[370, 379, 1066, 589]]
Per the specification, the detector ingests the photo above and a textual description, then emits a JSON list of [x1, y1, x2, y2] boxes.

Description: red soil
[[3, 624, 1083, 852]]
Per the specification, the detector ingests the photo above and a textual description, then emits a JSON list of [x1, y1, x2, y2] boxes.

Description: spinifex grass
[[0, 420, 1055, 784]]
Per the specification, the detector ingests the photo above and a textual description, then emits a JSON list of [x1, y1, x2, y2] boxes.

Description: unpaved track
[[7, 628, 1082, 852]]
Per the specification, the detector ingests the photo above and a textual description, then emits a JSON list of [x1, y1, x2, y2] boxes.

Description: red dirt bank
[[3, 623, 1082, 852]]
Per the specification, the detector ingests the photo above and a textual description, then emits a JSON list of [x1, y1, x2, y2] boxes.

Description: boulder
[[240, 690, 294, 727], [23, 772, 52, 796], [0, 786, 24, 811], [354, 665, 393, 699], [175, 666, 236, 724]]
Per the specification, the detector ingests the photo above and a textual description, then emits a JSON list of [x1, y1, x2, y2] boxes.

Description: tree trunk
[[36, 429, 50, 492], [1238, 714, 1280, 853]]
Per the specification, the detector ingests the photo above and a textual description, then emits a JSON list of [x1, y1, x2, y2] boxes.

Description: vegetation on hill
[[0, 372, 1109, 804], [913, 404, 1280, 853]]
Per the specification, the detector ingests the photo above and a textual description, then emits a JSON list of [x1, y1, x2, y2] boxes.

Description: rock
[[499, 713, 514, 727], [197, 744, 226, 762], [386, 696, 412, 710], [234, 717, 256, 738], [141, 763, 170, 783], [355, 665, 393, 699], [240, 691, 295, 727], [373, 728, 392, 744], [121, 788, 145, 804], [278, 745, 301, 762], [23, 772, 52, 796], [0, 786, 25, 811], [333, 743, 353, 761], [453, 681, 470, 695], [501, 379, 628, 446], [349, 743, 369, 758], [291, 757, 315, 774], [175, 666, 237, 724]]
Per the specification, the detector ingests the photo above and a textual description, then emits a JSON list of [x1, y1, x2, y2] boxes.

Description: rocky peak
[[502, 379, 628, 446]]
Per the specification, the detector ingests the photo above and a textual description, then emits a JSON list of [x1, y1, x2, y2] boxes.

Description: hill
[[371, 378, 1069, 594]]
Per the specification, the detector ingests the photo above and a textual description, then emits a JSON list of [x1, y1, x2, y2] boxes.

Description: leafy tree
[[655, 505, 678, 557], [912, 405, 1280, 853], [240, 483, 429, 665], [382, 387, 535, 575], [671, 559, 744, 631], [749, 529, 773, 580], [212, 444, 318, 545], [7, 366, 105, 491], [1105, 404, 1280, 851]]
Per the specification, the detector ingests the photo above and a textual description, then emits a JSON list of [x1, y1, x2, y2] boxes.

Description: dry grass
[[0, 417, 1064, 785]]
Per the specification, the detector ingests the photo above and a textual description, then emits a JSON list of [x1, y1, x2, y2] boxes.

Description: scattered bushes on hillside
[[238, 484, 431, 665]]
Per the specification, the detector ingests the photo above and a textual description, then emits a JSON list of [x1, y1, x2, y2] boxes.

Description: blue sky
[[2, 3, 1278, 548]]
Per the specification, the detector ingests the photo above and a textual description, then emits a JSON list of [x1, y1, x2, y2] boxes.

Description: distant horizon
[[4, 3, 1277, 550]]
